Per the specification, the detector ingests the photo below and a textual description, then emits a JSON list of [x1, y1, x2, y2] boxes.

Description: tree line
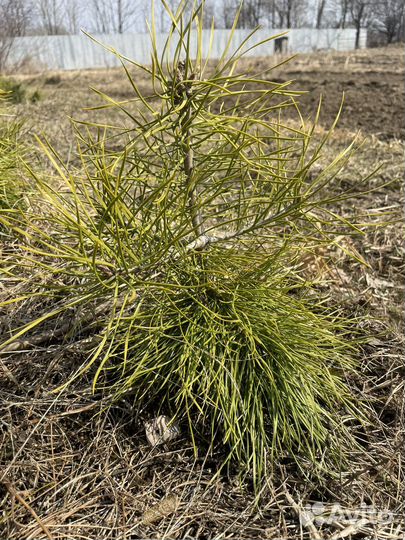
[[1, 0, 404, 46]]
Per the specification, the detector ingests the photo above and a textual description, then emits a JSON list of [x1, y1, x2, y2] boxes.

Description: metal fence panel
[[6, 28, 368, 71]]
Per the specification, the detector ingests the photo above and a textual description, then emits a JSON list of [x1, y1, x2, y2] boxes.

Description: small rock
[[142, 494, 179, 524], [144, 415, 180, 446]]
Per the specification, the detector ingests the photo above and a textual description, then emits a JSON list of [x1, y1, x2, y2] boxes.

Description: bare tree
[[321, 0, 350, 28], [65, 0, 83, 34], [220, 0, 239, 28], [265, 0, 279, 27], [275, 0, 307, 27], [35, 0, 66, 35], [201, 0, 215, 28], [348, 0, 369, 47], [116, 0, 127, 34], [153, 0, 183, 32], [339, 0, 350, 26], [89, 0, 139, 34], [90, 0, 108, 33], [0, 0, 33, 71], [316, 0, 327, 27], [237, 0, 266, 27], [372, 0, 405, 42]]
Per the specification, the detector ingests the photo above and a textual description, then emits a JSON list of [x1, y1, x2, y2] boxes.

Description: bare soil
[[0, 45, 404, 539], [10, 44, 405, 146], [266, 45, 405, 140]]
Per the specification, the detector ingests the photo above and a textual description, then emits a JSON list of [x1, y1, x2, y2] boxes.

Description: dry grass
[[0, 45, 404, 539], [1, 331, 403, 539]]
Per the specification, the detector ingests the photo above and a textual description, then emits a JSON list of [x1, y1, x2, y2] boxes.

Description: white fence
[[6, 28, 367, 71]]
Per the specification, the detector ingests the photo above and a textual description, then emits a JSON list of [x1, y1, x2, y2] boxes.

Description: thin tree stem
[[176, 62, 204, 239], [183, 108, 204, 239]]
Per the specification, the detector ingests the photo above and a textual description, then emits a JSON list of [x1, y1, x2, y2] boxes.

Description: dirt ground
[[0, 45, 404, 539], [10, 44, 405, 145], [268, 45, 405, 140]]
